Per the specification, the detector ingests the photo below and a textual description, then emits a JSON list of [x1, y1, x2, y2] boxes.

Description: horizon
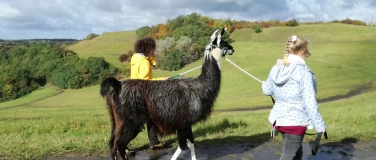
[[0, 19, 370, 41]]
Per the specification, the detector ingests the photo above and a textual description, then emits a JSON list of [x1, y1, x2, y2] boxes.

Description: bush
[[161, 49, 183, 71], [0, 44, 119, 102], [254, 26, 262, 33], [136, 26, 152, 38], [286, 19, 299, 26], [85, 33, 99, 40]]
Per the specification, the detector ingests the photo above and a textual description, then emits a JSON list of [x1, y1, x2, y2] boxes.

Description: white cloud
[[0, 4, 22, 19], [0, 0, 375, 39]]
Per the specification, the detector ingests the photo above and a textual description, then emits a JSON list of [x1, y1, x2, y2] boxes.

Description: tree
[[172, 25, 213, 51], [167, 15, 185, 32], [161, 49, 183, 71], [136, 26, 152, 38], [286, 19, 299, 26], [176, 36, 199, 65], [85, 33, 99, 40], [155, 24, 168, 39], [183, 13, 202, 26]]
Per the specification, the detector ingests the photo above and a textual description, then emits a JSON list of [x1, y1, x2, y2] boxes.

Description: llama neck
[[199, 55, 221, 94]]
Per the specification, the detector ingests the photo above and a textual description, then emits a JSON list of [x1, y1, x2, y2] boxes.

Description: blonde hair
[[282, 35, 309, 65]]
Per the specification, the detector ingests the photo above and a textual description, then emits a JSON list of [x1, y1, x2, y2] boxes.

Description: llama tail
[[100, 77, 122, 97]]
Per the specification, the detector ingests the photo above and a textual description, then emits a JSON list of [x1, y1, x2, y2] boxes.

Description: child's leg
[[280, 132, 304, 160]]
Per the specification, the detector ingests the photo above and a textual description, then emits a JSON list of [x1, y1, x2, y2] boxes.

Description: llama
[[100, 28, 234, 160]]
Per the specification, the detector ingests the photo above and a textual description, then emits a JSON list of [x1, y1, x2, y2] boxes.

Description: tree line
[[0, 39, 79, 47], [121, 13, 234, 71], [126, 13, 366, 71], [0, 43, 118, 102]]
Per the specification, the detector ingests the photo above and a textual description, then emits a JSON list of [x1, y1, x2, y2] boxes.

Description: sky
[[0, 0, 375, 40]]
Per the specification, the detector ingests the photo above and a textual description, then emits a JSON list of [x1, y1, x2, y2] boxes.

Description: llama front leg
[[171, 146, 182, 160], [171, 139, 197, 160], [172, 127, 196, 160], [187, 139, 196, 160]]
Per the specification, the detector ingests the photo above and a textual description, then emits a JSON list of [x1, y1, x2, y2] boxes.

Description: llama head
[[205, 28, 235, 62]]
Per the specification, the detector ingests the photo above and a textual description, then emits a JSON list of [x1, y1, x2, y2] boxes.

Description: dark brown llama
[[100, 28, 234, 160]]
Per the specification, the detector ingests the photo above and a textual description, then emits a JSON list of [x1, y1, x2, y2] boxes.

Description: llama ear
[[217, 28, 226, 46], [220, 28, 226, 36], [210, 29, 219, 44]]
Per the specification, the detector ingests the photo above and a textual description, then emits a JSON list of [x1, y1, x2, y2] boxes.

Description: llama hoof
[[150, 142, 166, 150], [125, 148, 136, 156]]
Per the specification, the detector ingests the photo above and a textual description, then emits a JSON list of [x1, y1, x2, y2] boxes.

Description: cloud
[[0, 0, 375, 39]]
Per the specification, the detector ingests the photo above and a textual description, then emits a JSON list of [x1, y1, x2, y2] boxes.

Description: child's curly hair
[[134, 37, 156, 56]]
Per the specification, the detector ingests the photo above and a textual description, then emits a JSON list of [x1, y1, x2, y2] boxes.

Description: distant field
[[1, 23, 376, 159], [67, 31, 137, 69], [231, 23, 376, 43]]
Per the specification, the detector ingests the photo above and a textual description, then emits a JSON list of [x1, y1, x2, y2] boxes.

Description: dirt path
[[0, 87, 64, 110], [44, 140, 376, 160]]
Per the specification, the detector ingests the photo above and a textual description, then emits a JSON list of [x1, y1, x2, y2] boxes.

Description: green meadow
[[1, 23, 376, 159], [68, 31, 137, 69]]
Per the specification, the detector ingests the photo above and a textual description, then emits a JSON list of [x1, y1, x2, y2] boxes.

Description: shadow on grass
[[144, 132, 271, 160], [194, 118, 248, 138], [142, 118, 271, 160], [132, 118, 255, 149]]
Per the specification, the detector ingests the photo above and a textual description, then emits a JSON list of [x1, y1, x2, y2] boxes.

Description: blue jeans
[[280, 132, 304, 160]]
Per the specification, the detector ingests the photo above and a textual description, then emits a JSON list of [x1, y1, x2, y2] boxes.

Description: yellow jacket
[[130, 53, 164, 80]]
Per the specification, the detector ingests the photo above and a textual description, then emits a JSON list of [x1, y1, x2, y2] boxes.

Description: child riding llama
[[100, 28, 234, 160]]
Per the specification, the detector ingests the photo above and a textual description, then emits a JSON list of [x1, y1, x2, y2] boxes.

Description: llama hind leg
[[111, 122, 125, 160], [108, 121, 116, 159], [110, 133, 120, 160], [117, 126, 142, 159], [108, 132, 116, 159]]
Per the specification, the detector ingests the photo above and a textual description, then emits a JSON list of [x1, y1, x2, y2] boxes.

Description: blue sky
[[0, 0, 375, 40]]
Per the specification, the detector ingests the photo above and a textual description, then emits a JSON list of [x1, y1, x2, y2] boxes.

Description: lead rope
[[224, 57, 263, 83], [224, 57, 276, 103]]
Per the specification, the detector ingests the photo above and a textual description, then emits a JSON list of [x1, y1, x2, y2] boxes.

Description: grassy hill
[[67, 31, 137, 69], [1, 23, 376, 159], [3, 23, 376, 110]]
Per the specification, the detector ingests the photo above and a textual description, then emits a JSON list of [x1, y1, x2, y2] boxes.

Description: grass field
[[67, 31, 137, 69], [1, 23, 376, 159]]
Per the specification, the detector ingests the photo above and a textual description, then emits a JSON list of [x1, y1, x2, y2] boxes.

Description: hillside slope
[[67, 31, 137, 69], [3, 23, 376, 110]]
